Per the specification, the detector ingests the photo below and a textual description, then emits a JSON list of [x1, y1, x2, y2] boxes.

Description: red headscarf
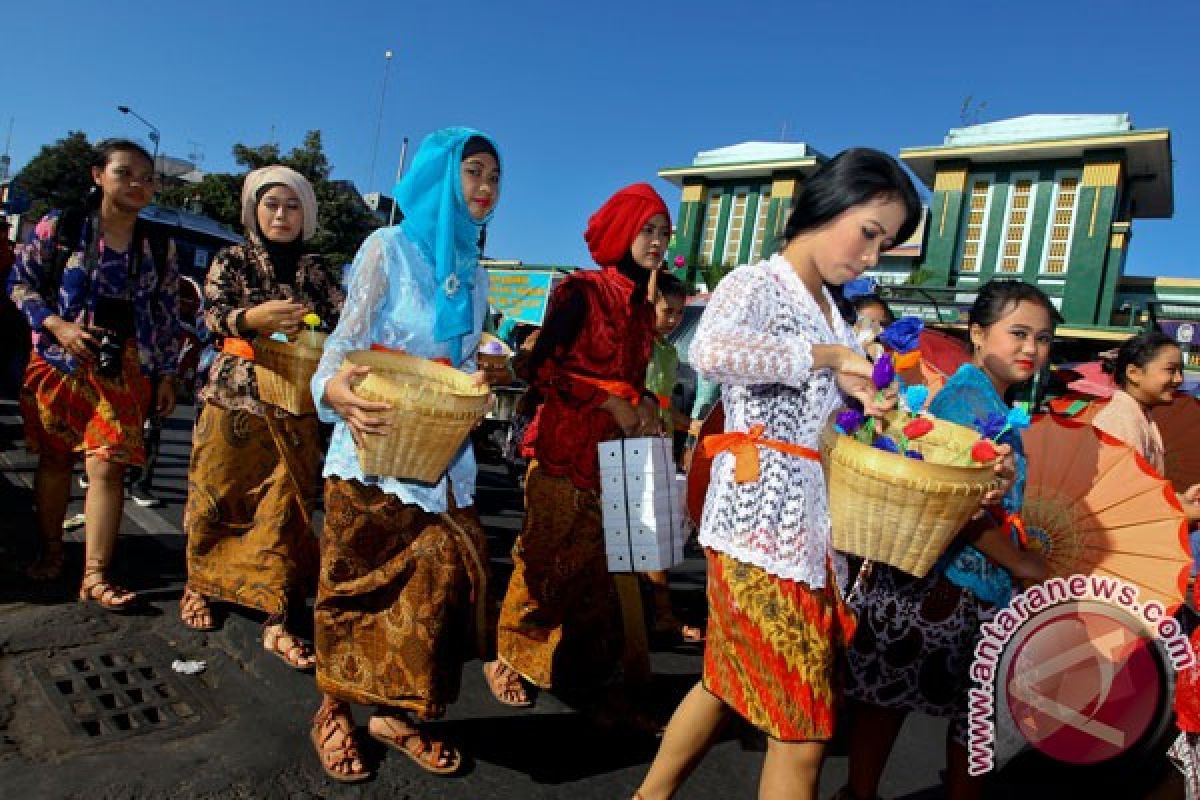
[[583, 183, 670, 267]]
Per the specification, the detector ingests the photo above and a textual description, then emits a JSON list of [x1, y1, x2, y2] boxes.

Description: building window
[[698, 190, 723, 266], [995, 174, 1036, 274], [1040, 171, 1081, 275], [957, 177, 994, 274], [721, 188, 750, 266], [750, 185, 772, 260]]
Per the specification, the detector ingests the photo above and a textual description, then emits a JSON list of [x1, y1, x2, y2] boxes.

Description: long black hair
[[1107, 331, 1180, 388], [968, 280, 1061, 331]]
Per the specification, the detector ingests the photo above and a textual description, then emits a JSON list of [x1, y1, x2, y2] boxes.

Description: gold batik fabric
[[496, 461, 623, 690], [184, 403, 320, 614], [314, 477, 490, 720]]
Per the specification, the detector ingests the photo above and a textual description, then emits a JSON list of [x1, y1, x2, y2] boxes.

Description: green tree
[[160, 130, 378, 267], [15, 131, 97, 221]]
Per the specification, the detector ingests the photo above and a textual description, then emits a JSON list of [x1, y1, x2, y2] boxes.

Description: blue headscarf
[[393, 127, 500, 364]]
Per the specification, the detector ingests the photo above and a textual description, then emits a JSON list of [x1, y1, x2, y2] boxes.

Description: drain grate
[[31, 636, 217, 743]]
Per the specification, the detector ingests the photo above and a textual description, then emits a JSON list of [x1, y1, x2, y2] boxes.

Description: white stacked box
[[598, 437, 687, 572]]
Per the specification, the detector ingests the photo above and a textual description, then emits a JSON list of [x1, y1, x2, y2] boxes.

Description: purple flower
[[872, 352, 895, 390], [879, 316, 924, 353], [975, 411, 1007, 440], [836, 409, 865, 434], [905, 450, 925, 461], [872, 435, 900, 454]]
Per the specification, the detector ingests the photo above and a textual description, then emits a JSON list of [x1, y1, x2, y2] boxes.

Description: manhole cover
[[30, 635, 219, 744]]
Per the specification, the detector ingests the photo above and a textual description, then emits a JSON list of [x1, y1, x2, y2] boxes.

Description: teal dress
[[845, 363, 1027, 746]]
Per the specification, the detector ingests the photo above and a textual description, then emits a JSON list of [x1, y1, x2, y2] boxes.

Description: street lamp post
[[367, 49, 394, 193], [116, 105, 161, 184]]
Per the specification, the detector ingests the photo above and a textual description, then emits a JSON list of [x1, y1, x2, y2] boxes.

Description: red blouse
[[527, 266, 656, 490]]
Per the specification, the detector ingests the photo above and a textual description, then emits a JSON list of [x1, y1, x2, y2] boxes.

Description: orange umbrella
[[1153, 392, 1200, 494], [1021, 414, 1189, 611]]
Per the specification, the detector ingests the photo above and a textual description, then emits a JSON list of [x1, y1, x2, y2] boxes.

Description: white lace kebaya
[[692, 253, 861, 589]]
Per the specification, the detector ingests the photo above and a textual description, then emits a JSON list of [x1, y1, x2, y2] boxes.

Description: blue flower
[[905, 450, 925, 461], [903, 385, 930, 413], [1006, 406, 1032, 431], [975, 411, 1007, 440], [873, 435, 900, 454], [843, 277, 879, 300], [879, 316, 924, 353]]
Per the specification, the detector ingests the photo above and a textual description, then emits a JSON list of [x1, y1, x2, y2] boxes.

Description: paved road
[[0, 399, 1181, 798]]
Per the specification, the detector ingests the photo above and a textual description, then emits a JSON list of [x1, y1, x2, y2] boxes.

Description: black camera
[[93, 331, 125, 380]]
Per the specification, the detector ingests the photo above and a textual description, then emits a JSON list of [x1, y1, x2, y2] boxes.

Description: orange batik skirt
[[702, 549, 856, 742], [19, 344, 152, 465]]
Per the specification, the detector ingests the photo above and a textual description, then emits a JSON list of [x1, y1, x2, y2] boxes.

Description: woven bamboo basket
[[254, 331, 328, 415], [819, 410, 1001, 577], [345, 350, 490, 482]]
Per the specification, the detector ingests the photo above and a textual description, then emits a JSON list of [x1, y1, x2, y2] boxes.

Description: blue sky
[[6, 0, 1199, 277]]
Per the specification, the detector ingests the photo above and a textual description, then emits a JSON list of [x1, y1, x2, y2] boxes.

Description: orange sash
[[221, 337, 255, 361], [566, 372, 642, 406], [699, 423, 819, 484], [370, 343, 452, 367]]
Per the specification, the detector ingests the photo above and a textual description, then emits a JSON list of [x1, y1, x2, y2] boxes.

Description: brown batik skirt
[[314, 477, 490, 720], [496, 461, 623, 690], [184, 404, 320, 615]]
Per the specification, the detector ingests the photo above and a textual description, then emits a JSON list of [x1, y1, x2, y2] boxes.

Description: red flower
[[902, 418, 934, 439], [971, 439, 998, 462]]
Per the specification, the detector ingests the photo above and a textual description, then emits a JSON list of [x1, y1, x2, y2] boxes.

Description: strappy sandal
[[180, 586, 217, 631], [78, 565, 137, 613], [26, 539, 65, 581], [263, 619, 315, 671], [310, 701, 370, 784], [483, 660, 533, 708], [368, 713, 461, 776]]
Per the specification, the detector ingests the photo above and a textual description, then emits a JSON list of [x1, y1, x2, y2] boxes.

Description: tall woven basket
[[820, 411, 1001, 577], [254, 331, 328, 415], [345, 350, 490, 483]]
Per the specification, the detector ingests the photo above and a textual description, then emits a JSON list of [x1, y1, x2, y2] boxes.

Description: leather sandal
[[26, 539, 65, 581], [368, 713, 461, 776], [263, 619, 315, 671], [180, 586, 217, 631], [483, 660, 533, 708], [78, 565, 137, 613], [310, 701, 370, 783]]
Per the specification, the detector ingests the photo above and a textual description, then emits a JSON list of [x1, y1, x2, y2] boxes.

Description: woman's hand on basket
[[833, 348, 896, 417], [981, 444, 1016, 506], [601, 394, 660, 438], [244, 300, 309, 336], [324, 366, 391, 448]]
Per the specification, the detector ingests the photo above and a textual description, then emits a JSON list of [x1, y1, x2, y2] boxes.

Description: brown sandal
[[26, 539, 65, 581], [78, 566, 137, 613], [483, 660, 533, 708], [180, 586, 217, 631], [368, 714, 461, 775], [263, 620, 315, 671], [310, 701, 370, 783]]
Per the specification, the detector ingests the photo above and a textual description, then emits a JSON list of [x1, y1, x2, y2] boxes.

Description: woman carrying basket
[[635, 149, 918, 800], [180, 166, 344, 670], [486, 183, 670, 714], [307, 128, 504, 782], [841, 280, 1056, 800]]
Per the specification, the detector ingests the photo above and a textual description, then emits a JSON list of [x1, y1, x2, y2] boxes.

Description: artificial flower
[[836, 409, 866, 435], [871, 352, 895, 390], [902, 417, 934, 439], [1006, 405, 1032, 431], [303, 312, 322, 329], [905, 450, 925, 461], [975, 412, 1008, 440], [673, 255, 686, 268], [902, 384, 930, 413], [879, 316, 924, 353], [971, 439, 999, 462], [843, 276, 879, 300], [873, 435, 900, 454]]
